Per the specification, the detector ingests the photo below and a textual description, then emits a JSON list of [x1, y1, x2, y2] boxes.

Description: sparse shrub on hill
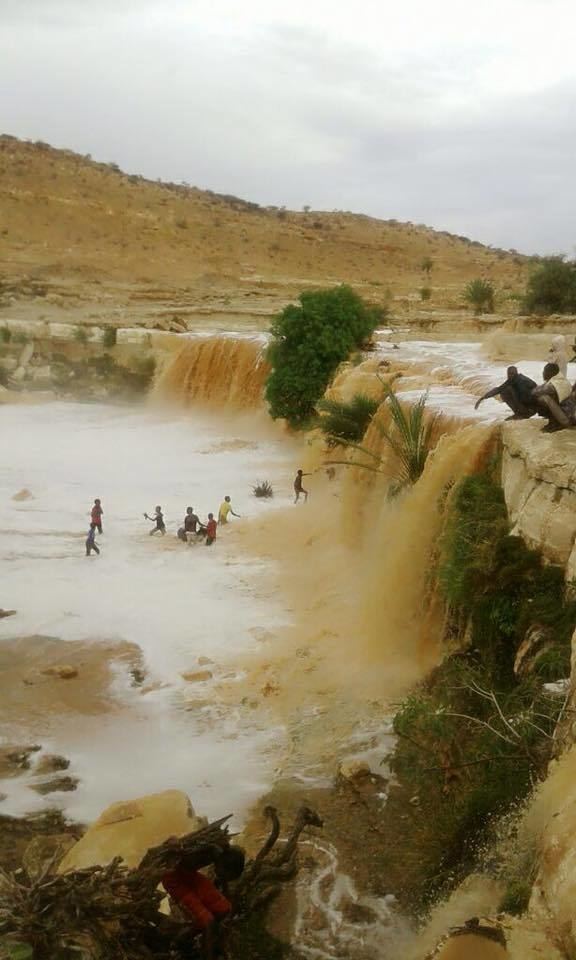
[[523, 256, 576, 315], [463, 278, 495, 315], [102, 327, 117, 348], [420, 286, 432, 302], [265, 285, 384, 427], [420, 256, 433, 276], [316, 394, 380, 448]]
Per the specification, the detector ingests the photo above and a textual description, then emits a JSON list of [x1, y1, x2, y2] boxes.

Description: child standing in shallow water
[[205, 513, 217, 546], [85, 524, 100, 556], [90, 498, 103, 534], [293, 469, 311, 503], [144, 506, 166, 535]]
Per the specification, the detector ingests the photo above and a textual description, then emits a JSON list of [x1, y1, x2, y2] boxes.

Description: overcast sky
[[1, 0, 575, 254]]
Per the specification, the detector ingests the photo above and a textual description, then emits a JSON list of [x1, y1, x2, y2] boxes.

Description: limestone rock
[[12, 488, 33, 501], [41, 664, 78, 679], [0, 744, 41, 777], [58, 789, 206, 873], [23, 834, 76, 880], [513, 625, 555, 678], [181, 669, 213, 683], [501, 422, 576, 570], [338, 759, 371, 781], [31, 775, 79, 795], [34, 753, 70, 776]]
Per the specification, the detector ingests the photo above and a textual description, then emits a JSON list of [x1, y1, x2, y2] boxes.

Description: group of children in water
[[85, 470, 312, 556], [85, 495, 241, 556]]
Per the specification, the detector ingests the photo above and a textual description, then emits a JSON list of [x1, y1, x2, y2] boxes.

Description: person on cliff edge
[[532, 362, 576, 432], [474, 366, 538, 419]]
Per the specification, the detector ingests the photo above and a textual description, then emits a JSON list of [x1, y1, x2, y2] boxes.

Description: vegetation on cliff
[[382, 466, 576, 912], [316, 393, 380, 447], [331, 387, 438, 496], [523, 256, 576, 315], [265, 286, 384, 427]]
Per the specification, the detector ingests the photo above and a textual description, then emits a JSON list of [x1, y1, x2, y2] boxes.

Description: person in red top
[[90, 498, 103, 534], [205, 513, 217, 546], [162, 844, 245, 958]]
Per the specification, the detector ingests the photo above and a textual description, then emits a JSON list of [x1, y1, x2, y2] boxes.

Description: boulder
[[31, 775, 79, 795], [0, 744, 41, 778], [58, 790, 206, 873], [34, 754, 70, 776], [181, 669, 213, 683], [337, 759, 371, 781], [12, 488, 33, 501], [41, 665, 78, 680]]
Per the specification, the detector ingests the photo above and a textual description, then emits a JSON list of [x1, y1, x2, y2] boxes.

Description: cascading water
[[153, 334, 270, 407]]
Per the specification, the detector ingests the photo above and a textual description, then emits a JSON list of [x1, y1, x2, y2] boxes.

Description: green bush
[[523, 256, 576, 315], [102, 327, 117, 348], [74, 326, 88, 344], [420, 286, 432, 302], [265, 285, 384, 427], [0, 326, 12, 343], [464, 278, 495, 315], [316, 393, 380, 447], [439, 470, 575, 678]]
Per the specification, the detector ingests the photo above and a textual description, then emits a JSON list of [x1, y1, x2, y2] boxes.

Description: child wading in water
[[85, 524, 100, 556], [91, 498, 104, 534], [144, 506, 166, 535], [205, 513, 217, 546]]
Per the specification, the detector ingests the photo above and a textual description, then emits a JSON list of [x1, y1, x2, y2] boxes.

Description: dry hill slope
[[0, 135, 530, 330]]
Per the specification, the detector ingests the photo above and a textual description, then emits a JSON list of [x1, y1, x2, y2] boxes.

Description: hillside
[[0, 135, 531, 330]]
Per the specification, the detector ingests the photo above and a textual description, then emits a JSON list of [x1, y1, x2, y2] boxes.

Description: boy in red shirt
[[205, 513, 217, 546], [91, 498, 103, 534]]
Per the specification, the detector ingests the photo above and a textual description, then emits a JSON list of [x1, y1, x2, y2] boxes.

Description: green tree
[[464, 278, 495, 315], [316, 393, 380, 447], [523, 256, 576, 314], [265, 285, 384, 426]]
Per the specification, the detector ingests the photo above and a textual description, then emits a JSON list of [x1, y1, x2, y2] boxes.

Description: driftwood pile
[[0, 805, 322, 959]]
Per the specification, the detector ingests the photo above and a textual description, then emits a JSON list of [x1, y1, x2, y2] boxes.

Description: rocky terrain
[[0, 135, 531, 333]]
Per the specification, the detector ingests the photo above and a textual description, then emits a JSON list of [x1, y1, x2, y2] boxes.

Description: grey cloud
[[0, 6, 574, 253]]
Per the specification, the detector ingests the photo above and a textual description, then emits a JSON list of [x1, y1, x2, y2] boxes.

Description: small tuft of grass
[[74, 326, 88, 344], [253, 480, 274, 498]]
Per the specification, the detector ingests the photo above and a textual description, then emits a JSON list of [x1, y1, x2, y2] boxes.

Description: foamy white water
[[0, 401, 295, 823]]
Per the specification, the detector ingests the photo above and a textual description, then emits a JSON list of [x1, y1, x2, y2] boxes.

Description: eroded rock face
[[501, 421, 576, 573], [58, 789, 207, 873]]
